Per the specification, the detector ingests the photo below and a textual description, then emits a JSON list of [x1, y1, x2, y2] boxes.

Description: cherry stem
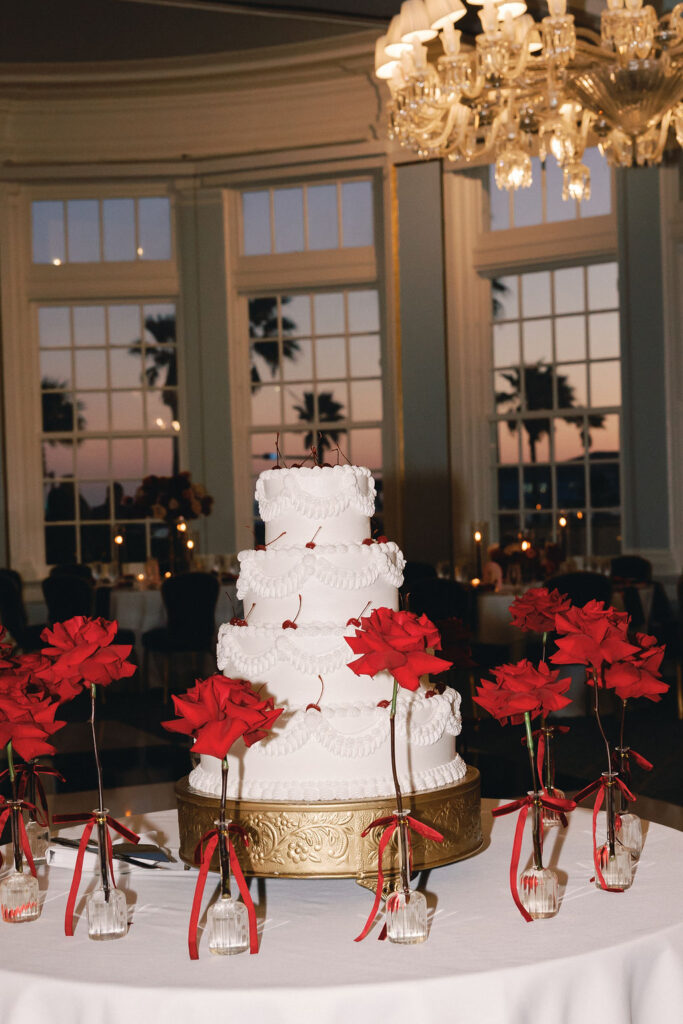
[[265, 530, 286, 548], [316, 675, 325, 706], [308, 527, 322, 546], [291, 594, 302, 626], [275, 432, 288, 469], [245, 603, 255, 622], [356, 601, 372, 621]]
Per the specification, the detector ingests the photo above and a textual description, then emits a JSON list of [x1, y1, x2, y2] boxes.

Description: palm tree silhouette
[[250, 297, 300, 388], [129, 313, 179, 472], [293, 391, 345, 457], [496, 364, 605, 462]]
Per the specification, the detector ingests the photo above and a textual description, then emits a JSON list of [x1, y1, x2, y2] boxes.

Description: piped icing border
[[217, 621, 357, 676], [236, 542, 405, 600], [256, 465, 376, 521], [189, 755, 467, 802]]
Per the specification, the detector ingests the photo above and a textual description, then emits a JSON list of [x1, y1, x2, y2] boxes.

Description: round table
[[1, 800, 681, 1024]]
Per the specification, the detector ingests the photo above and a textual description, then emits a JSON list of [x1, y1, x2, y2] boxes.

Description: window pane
[[307, 185, 338, 250], [242, 191, 271, 255], [582, 147, 611, 218], [77, 392, 109, 432], [589, 312, 620, 359], [522, 319, 552, 364], [147, 390, 177, 430], [556, 464, 586, 507], [282, 338, 313, 381], [497, 467, 519, 509], [73, 306, 106, 347], [41, 350, 71, 388], [351, 380, 383, 421], [252, 384, 280, 426], [588, 262, 619, 310], [75, 349, 108, 390], [512, 158, 542, 227], [138, 197, 171, 260], [590, 461, 620, 507], [67, 200, 100, 262], [45, 526, 76, 565], [348, 290, 379, 333], [315, 337, 346, 379], [493, 276, 518, 321], [554, 267, 584, 315], [521, 271, 551, 318], [76, 439, 109, 478], [281, 432, 309, 461], [78, 482, 109, 516], [81, 524, 111, 563], [110, 348, 143, 388], [43, 439, 74, 477], [42, 392, 78, 433], [109, 305, 141, 347], [349, 427, 381, 468], [524, 512, 553, 548], [554, 417, 586, 462], [45, 481, 75, 521], [565, 513, 587, 558], [523, 465, 552, 509], [111, 391, 144, 430], [146, 437, 174, 476], [121, 522, 147, 561], [274, 188, 304, 253], [493, 322, 519, 367], [521, 421, 550, 463], [103, 199, 136, 261], [32, 202, 65, 264], [557, 363, 587, 408], [315, 383, 348, 424], [494, 371, 520, 415], [350, 335, 381, 377], [498, 514, 519, 543], [588, 413, 619, 456], [341, 181, 373, 247], [314, 293, 345, 334], [251, 433, 278, 477], [281, 295, 311, 336], [555, 315, 586, 362], [489, 170, 510, 230], [39, 307, 71, 348], [497, 421, 519, 463], [592, 511, 621, 555], [112, 438, 143, 478], [590, 361, 621, 406]]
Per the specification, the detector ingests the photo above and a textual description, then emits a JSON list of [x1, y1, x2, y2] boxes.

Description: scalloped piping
[[217, 623, 355, 676], [236, 543, 405, 600], [188, 755, 467, 801], [256, 466, 376, 522]]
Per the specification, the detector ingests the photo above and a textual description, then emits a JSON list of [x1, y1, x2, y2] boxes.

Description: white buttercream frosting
[[256, 465, 376, 522]]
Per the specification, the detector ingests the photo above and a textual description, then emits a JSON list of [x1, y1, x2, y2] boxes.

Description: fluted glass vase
[[519, 792, 559, 919], [0, 802, 40, 924], [614, 747, 644, 860], [596, 773, 633, 891], [540, 725, 565, 829], [85, 811, 127, 940], [207, 820, 249, 956], [386, 812, 428, 944]]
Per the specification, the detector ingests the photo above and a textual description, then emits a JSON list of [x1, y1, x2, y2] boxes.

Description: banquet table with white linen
[[1, 800, 681, 1024], [108, 583, 239, 651]]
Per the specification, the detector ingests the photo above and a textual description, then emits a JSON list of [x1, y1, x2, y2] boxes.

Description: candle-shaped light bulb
[[479, 0, 499, 34], [114, 534, 123, 546], [186, 539, 194, 550], [547, 0, 567, 15], [177, 520, 187, 533], [441, 21, 461, 56], [558, 516, 567, 528], [521, 540, 530, 551]]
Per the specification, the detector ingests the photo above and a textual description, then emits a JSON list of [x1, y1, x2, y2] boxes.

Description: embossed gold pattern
[[176, 767, 482, 878]]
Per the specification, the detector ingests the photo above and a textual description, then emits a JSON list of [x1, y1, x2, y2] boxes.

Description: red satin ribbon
[[52, 811, 140, 936], [612, 748, 653, 773], [492, 793, 576, 922], [0, 763, 65, 828], [572, 776, 636, 891], [355, 813, 444, 943], [0, 797, 38, 877], [188, 823, 258, 960]]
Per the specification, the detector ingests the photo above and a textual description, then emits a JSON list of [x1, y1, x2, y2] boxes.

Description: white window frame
[[223, 162, 401, 546], [0, 181, 180, 583], [442, 164, 619, 562]]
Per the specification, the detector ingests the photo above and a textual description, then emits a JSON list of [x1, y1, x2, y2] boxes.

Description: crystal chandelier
[[376, 0, 683, 198]]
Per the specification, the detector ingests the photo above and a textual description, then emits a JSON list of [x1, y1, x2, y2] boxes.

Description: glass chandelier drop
[[376, 0, 683, 199]]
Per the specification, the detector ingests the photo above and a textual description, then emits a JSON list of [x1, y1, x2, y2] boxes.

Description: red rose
[[345, 607, 451, 692], [0, 689, 65, 761], [509, 587, 572, 634], [474, 660, 573, 725], [603, 634, 669, 702], [551, 600, 639, 673], [38, 616, 136, 694], [162, 674, 283, 759]]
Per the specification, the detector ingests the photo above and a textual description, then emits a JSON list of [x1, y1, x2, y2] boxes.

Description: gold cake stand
[[175, 766, 482, 880]]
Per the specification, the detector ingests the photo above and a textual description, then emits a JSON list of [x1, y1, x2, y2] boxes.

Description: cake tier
[[189, 687, 465, 801], [236, 541, 404, 626], [256, 465, 375, 545]]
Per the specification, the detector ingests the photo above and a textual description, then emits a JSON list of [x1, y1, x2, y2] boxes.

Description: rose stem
[[90, 684, 110, 901], [7, 742, 22, 872], [592, 668, 616, 856], [619, 698, 627, 752], [523, 712, 543, 870], [219, 757, 231, 899], [389, 679, 409, 896], [542, 630, 548, 663]]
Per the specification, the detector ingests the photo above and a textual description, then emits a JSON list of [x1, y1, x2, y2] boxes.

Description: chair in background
[[42, 573, 95, 625], [546, 571, 613, 608], [142, 572, 220, 702], [400, 561, 437, 602], [609, 555, 673, 643], [0, 569, 36, 650]]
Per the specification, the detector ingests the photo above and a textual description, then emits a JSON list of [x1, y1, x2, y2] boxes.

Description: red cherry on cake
[[229, 616, 248, 627], [282, 594, 302, 630], [376, 699, 391, 709], [425, 689, 437, 699], [346, 617, 361, 627], [305, 703, 322, 713], [361, 538, 374, 546]]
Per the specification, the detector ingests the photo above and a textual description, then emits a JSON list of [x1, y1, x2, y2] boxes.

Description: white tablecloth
[[1, 801, 681, 1024], [109, 585, 238, 651]]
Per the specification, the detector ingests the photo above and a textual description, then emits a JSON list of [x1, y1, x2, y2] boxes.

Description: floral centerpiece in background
[[134, 472, 213, 572]]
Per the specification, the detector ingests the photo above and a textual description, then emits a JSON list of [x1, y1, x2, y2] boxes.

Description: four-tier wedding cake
[[188, 464, 468, 803]]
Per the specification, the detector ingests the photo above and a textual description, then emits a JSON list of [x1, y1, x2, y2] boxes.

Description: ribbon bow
[[0, 763, 66, 828], [188, 823, 258, 960], [492, 793, 576, 922], [572, 776, 636, 892], [52, 811, 140, 936], [355, 813, 443, 942], [0, 796, 38, 876], [522, 725, 570, 797], [612, 748, 653, 774]]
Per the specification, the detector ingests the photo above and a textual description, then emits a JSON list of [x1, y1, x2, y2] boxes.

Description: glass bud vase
[[386, 812, 428, 944], [519, 792, 559, 919], [540, 725, 564, 829], [0, 802, 40, 923], [596, 773, 633, 891], [86, 811, 127, 941], [614, 747, 643, 860], [207, 896, 250, 956], [25, 819, 50, 865]]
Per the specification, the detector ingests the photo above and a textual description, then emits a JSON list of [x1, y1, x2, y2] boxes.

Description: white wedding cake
[[188, 465, 467, 802]]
